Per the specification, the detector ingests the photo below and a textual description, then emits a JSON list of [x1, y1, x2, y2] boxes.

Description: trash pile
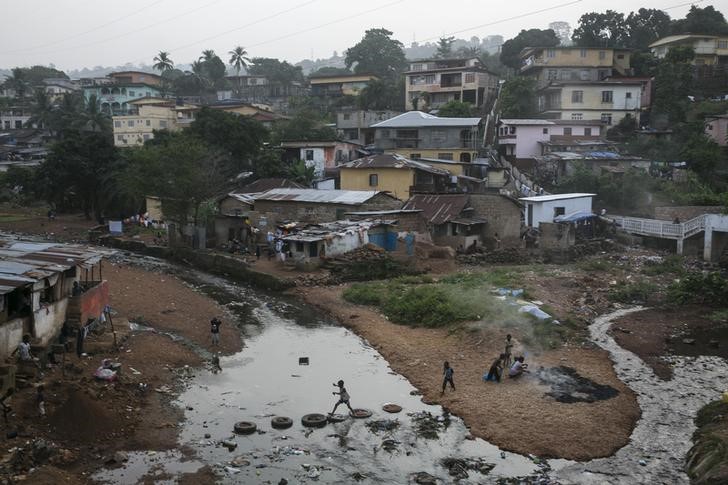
[[441, 457, 496, 480], [365, 419, 400, 434], [457, 247, 529, 265], [493, 288, 554, 322], [407, 411, 450, 440]]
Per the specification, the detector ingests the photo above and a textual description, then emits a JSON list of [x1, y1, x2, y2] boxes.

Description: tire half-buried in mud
[[382, 403, 403, 413], [301, 413, 328, 428], [271, 416, 293, 429], [233, 421, 257, 435], [350, 408, 373, 419]]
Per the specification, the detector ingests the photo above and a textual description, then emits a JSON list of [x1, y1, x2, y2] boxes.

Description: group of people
[[266, 230, 291, 263]]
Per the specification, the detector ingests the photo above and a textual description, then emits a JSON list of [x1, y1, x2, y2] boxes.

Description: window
[[695, 58, 705, 65], [159, 120, 167, 128], [718, 40, 728, 49], [410, 153, 421, 159], [305, 149, 314, 161], [598, 51, 606, 60], [143, 134, 150, 140], [563, 127, 572, 135], [601, 113, 613, 125], [554, 207, 565, 217], [579, 48, 587, 58], [571, 90, 583, 103], [129, 90, 135, 97], [579, 70, 589, 80], [117, 135, 124, 141], [585, 128, 592, 136], [146, 91, 151, 97], [343, 113, 350, 120], [598, 69, 610, 80], [464, 73, 475, 83], [127, 120, 134, 127], [542, 128, 548, 134], [601, 90, 613, 103], [146, 119, 151, 126], [368, 174, 378, 186], [509, 126, 516, 135], [432, 129, 446, 143], [437, 153, 453, 160], [547, 69, 557, 80], [411, 63, 424, 71], [380, 129, 390, 138], [708, 124, 713, 131], [617, 54, 625, 59], [114, 121, 121, 128], [571, 113, 583, 120], [546, 49, 556, 58]]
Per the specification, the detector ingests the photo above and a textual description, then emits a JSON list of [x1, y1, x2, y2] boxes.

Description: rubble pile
[[326, 244, 388, 264], [457, 248, 534, 265]]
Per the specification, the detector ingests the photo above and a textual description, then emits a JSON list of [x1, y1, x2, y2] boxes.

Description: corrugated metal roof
[[402, 194, 473, 225], [340, 154, 450, 175], [254, 188, 388, 205], [371, 111, 481, 128], [519, 193, 595, 203], [238, 178, 304, 194]]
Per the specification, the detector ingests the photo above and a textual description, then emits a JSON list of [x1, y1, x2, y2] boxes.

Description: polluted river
[[93, 254, 728, 484]]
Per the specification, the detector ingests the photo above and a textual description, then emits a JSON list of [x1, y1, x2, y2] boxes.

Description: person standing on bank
[[210, 317, 222, 346], [442, 361, 455, 394]]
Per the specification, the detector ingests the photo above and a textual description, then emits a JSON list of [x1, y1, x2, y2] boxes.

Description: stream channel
[[94, 255, 564, 484]]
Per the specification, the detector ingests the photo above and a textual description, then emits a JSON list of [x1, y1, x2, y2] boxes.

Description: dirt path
[[554, 307, 728, 484], [298, 286, 640, 461]]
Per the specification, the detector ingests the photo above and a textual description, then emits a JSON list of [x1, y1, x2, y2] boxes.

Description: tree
[[652, 45, 694, 126], [228, 46, 251, 77], [345, 28, 407, 80], [81, 94, 110, 132], [5, 68, 29, 98], [288, 159, 316, 186], [437, 100, 474, 117], [458, 46, 481, 58], [248, 58, 304, 94], [357, 78, 404, 111], [27, 88, 54, 132], [188, 107, 269, 171], [153, 51, 174, 72], [500, 29, 560, 70], [625, 8, 672, 50], [571, 10, 628, 47], [436, 36, 455, 58], [678, 122, 723, 177], [672, 5, 728, 35], [499, 77, 536, 118], [309, 66, 351, 77]]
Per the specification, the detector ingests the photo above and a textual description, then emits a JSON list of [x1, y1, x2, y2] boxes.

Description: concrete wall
[[706, 117, 728, 146], [704, 214, 728, 262], [71, 280, 109, 325], [468, 193, 523, 246], [539, 222, 575, 249], [499, 123, 600, 159], [0, 317, 26, 361], [524, 196, 592, 228], [254, 194, 402, 225], [374, 126, 478, 151], [219, 197, 252, 216], [33, 298, 68, 345]]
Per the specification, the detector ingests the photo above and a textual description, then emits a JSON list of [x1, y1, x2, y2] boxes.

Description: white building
[[537, 80, 643, 126], [520, 193, 595, 228], [498, 119, 604, 159]]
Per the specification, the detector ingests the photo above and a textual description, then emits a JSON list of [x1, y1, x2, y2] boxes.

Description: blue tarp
[[554, 210, 595, 223]]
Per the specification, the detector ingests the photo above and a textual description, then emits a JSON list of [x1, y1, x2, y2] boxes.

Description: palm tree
[[153, 51, 174, 72], [81, 94, 110, 133], [6, 67, 29, 98], [27, 88, 54, 132], [228, 46, 251, 95], [200, 49, 217, 62], [288, 159, 316, 187]]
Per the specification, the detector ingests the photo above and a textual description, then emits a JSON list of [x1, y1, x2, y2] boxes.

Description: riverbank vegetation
[[686, 400, 728, 484]]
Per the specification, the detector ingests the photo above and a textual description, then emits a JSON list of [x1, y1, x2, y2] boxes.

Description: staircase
[[612, 214, 709, 255]]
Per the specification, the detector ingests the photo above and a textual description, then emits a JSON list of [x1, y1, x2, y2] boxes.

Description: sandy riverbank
[[298, 285, 640, 461]]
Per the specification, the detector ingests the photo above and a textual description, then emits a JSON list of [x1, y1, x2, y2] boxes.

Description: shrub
[[343, 283, 388, 306], [642, 255, 685, 276], [668, 272, 728, 306], [383, 286, 464, 327], [608, 281, 658, 304]]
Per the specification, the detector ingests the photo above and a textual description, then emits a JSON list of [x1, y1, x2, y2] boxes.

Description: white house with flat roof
[[520, 193, 595, 228]]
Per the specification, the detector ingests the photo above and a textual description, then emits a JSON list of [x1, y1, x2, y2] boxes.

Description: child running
[[330, 379, 354, 415], [442, 361, 455, 394]]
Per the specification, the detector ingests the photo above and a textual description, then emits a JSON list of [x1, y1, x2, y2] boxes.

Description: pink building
[[706, 115, 728, 146], [498, 119, 604, 159]]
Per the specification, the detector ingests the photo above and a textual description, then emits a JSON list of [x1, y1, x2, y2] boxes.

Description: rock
[[204, 433, 211, 439], [231, 456, 250, 467], [639, 459, 647, 466], [413, 471, 438, 485], [112, 451, 129, 463]]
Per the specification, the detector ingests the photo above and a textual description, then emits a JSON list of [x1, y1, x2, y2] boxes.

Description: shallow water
[[94, 256, 557, 484]]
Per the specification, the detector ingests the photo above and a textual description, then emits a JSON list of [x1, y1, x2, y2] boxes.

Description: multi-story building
[[405, 57, 498, 111], [112, 98, 199, 147], [497, 119, 605, 159], [218, 75, 308, 112], [42, 78, 80, 102], [0, 106, 31, 130], [706, 114, 728, 146], [371, 111, 482, 162], [520, 46, 633, 87], [309, 74, 378, 98], [83, 72, 164, 116], [649, 34, 728, 66], [336, 109, 401, 145], [536, 80, 642, 125]]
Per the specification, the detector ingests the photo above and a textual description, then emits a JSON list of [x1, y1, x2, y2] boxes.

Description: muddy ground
[[299, 285, 640, 461], [0, 262, 232, 483]]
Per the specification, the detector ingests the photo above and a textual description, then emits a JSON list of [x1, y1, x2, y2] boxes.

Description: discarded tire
[[301, 413, 328, 428], [327, 413, 348, 423], [271, 416, 293, 430], [350, 408, 373, 419], [233, 421, 257, 435], [382, 403, 402, 413]]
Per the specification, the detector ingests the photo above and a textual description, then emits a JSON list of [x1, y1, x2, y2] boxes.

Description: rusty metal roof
[[340, 153, 450, 175], [238, 178, 304, 194], [402, 194, 473, 225], [254, 188, 393, 205]]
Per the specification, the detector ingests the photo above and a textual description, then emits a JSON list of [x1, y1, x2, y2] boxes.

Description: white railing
[[612, 214, 706, 239]]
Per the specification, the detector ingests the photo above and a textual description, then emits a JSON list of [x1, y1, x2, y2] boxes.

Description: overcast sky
[[0, 0, 711, 71]]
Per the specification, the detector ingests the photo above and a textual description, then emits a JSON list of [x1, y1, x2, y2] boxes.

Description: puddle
[[536, 366, 619, 403]]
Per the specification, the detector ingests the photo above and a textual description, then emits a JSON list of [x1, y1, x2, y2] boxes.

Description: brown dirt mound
[[49, 388, 119, 441]]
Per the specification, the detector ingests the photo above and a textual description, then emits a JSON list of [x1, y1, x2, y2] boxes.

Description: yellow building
[[649, 34, 728, 65], [339, 153, 451, 200], [112, 99, 199, 147], [520, 46, 632, 87]]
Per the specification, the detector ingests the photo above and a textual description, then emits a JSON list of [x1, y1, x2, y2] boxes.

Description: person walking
[[442, 361, 455, 394], [330, 379, 354, 415], [210, 317, 222, 346]]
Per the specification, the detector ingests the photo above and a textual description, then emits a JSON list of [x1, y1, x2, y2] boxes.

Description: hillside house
[[336, 109, 402, 145], [497, 119, 604, 159], [521, 193, 595, 228], [280, 140, 365, 177]]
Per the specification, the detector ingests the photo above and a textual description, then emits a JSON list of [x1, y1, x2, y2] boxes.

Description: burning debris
[[536, 366, 619, 403]]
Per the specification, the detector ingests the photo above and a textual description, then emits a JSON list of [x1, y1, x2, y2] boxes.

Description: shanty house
[[402, 194, 487, 249], [0, 240, 108, 361], [339, 153, 452, 200], [521, 193, 595, 228], [253, 188, 402, 225]]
